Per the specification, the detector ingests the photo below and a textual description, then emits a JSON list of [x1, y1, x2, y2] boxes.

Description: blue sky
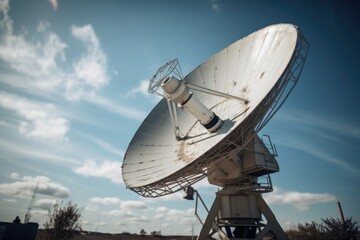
[[0, 0, 359, 235]]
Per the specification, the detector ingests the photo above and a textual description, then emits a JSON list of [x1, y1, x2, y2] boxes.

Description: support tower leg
[[197, 190, 288, 240]]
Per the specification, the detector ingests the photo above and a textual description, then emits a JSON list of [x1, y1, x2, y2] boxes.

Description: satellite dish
[[122, 24, 309, 239]]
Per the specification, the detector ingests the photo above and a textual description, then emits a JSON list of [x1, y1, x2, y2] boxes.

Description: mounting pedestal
[[194, 134, 288, 240], [197, 188, 288, 240]]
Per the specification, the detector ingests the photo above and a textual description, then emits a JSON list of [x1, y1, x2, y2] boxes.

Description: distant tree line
[[140, 229, 162, 237]]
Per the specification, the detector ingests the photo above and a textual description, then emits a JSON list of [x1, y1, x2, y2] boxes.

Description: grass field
[[36, 229, 194, 240]]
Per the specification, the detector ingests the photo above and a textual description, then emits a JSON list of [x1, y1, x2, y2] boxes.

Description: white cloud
[[34, 198, 58, 209], [10, 172, 19, 179], [142, 179, 217, 204], [30, 209, 49, 217], [113, 221, 127, 227], [0, 6, 67, 90], [23, 175, 70, 198], [121, 200, 148, 210], [143, 191, 184, 203], [129, 216, 150, 223], [37, 21, 50, 32], [82, 220, 91, 226], [73, 159, 123, 184], [3, 198, 17, 203], [96, 222, 107, 226], [0, 175, 70, 198], [105, 209, 135, 218], [71, 24, 99, 48], [0, 0, 11, 34], [155, 206, 168, 213], [0, 1, 147, 124], [193, 177, 217, 190], [0, 1, 109, 100], [97, 205, 200, 235], [155, 206, 194, 222], [66, 25, 109, 100], [264, 187, 336, 211], [0, 91, 69, 141], [89, 197, 122, 205]]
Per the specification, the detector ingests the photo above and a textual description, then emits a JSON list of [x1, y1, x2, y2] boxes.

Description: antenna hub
[[161, 76, 190, 103], [161, 76, 222, 133], [162, 76, 179, 93]]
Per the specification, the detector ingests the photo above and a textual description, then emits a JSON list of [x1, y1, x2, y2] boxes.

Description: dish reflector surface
[[122, 24, 308, 197]]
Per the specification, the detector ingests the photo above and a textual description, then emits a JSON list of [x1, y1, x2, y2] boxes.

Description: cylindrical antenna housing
[[161, 76, 222, 132]]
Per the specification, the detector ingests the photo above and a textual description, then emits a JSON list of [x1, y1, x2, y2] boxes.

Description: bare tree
[[321, 217, 359, 240], [43, 201, 82, 240], [288, 217, 359, 240]]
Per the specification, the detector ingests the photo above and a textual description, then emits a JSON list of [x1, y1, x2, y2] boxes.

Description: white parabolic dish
[[122, 24, 308, 197]]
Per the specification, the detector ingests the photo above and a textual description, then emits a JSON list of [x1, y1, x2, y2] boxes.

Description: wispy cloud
[[281, 136, 360, 175], [264, 186, 336, 211], [73, 159, 123, 184], [277, 109, 360, 140], [84, 93, 146, 120], [273, 109, 360, 175], [0, 137, 80, 165], [210, 0, 220, 12], [125, 80, 150, 98], [78, 132, 124, 157]]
